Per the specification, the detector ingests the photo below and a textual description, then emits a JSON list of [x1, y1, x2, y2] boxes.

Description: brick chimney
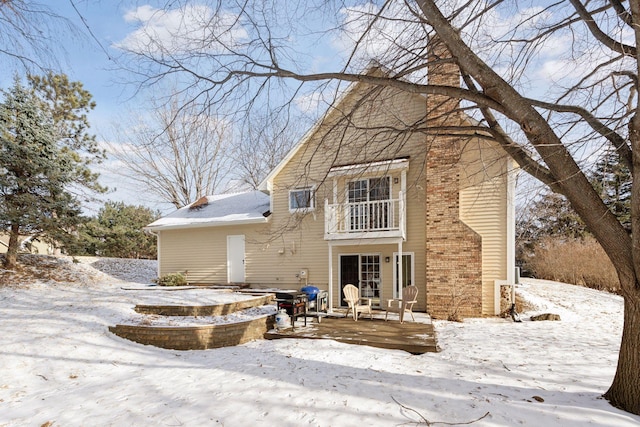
[[424, 35, 483, 319], [426, 35, 461, 122]]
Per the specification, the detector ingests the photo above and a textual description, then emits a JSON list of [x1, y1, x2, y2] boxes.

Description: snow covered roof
[[145, 191, 271, 231]]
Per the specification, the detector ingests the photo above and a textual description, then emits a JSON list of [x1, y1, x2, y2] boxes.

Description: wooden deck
[[264, 312, 438, 354]]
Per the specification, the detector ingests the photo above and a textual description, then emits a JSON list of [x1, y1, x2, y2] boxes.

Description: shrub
[[154, 272, 187, 287], [521, 236, 620, 293]]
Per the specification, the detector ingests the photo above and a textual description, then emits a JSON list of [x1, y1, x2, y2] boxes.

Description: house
[[0, 233, 55, 256], [146, 44, 517, 319]]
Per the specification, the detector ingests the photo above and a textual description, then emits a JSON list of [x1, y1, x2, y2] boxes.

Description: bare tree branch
[[109, 95, 232, 209], [568, 0, 636, 57]]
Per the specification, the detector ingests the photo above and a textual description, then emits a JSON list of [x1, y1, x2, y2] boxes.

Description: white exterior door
[[227, 235, 245, 283]]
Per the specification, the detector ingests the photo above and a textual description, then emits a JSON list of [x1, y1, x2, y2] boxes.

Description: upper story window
[[289, 187, 315, 212], [348, 177, 390, 203]]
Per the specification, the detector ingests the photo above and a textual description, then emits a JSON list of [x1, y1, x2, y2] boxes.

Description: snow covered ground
[[1, 257, 639, 426]]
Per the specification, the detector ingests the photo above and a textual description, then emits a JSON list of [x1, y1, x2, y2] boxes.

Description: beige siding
[[0, 234, 53, 255], [246, 215, 332, 290], [459, 177, 508, 315], [158, 223, 330, 287], [457, 135, 511, 315], [158, 224, 266, 284], [267, 84, 429, 309]]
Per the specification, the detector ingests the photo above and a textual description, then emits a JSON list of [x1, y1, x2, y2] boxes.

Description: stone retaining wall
[[134, 294, 274, 316], [109, 315, 275, 350]]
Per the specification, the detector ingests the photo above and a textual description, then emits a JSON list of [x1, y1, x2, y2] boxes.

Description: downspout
[[507, 159, 517, 285], [504, 159, 518, 315]]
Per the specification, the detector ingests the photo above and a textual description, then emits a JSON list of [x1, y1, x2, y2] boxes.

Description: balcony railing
[[325, 192, 405, 240]]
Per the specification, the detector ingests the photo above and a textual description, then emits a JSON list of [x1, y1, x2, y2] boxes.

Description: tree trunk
[[415, 0, 640, 414], [604, 286, 640, 414], [4, 223, 20, 269]]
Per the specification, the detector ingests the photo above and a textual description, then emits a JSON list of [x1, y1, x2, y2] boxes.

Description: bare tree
[[115, 0, 640, 413], [0, 0, 77, 72], [109, 97, 232, 209], [231, 111, 302, 190]]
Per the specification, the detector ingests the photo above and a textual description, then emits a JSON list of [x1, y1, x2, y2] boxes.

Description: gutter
[[144, 216, 270, 233]]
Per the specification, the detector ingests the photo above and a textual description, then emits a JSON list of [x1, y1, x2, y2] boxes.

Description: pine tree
[[70, 202, 158, 259], [590, 150, 631, 232], [0, 76, 104, 268], [28, 72, 105, 193]]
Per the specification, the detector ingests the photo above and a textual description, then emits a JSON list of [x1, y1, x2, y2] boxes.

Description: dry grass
[[0, 254, 91, 287], [522, 236, 620, 293]]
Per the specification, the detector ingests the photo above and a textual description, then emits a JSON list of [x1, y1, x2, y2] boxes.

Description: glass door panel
[[347, 177, 391, 231], [393, 253, 414, 299], [340, 255, 360, 307], [369, 177, 390, 229], [348, 180, 367, 231], [360, 254, 381, 306]]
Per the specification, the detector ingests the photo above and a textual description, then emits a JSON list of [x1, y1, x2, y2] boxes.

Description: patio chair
[[343, 284, 372, 321], [384, 285, 418, 323]]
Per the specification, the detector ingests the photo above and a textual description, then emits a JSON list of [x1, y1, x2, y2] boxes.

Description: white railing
[[325, 191, 406, 237]]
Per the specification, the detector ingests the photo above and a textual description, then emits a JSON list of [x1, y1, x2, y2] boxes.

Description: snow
[[145, 191, 270, 231], [1, 257, 639, 426]]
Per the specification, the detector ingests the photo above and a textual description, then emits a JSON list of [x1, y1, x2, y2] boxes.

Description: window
[[348, 177, 390, 203], [289, 187, 315, 211]]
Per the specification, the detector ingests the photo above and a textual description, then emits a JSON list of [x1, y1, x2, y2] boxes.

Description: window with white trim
[[289, 187, 315, 211]]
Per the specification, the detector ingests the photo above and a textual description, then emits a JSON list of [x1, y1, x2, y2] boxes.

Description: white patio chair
[[384, 285, 418, 323], [343, 284, 372, 321]]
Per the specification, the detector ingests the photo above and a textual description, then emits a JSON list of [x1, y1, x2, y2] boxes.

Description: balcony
[[324, 192, 406, 241]]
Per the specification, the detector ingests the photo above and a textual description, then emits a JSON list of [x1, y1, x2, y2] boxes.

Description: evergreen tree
[[519, 151, 632, 246], [71, 202, 158, 259], [590, 150, 631, 232], [0, 75, 104, 268], [28, 72, 105, 193], [518, 191, 587, 246]]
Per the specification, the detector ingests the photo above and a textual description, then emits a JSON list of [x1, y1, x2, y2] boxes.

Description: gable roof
[[145, 191, 271, 232], [258, 63, 425, 192]]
